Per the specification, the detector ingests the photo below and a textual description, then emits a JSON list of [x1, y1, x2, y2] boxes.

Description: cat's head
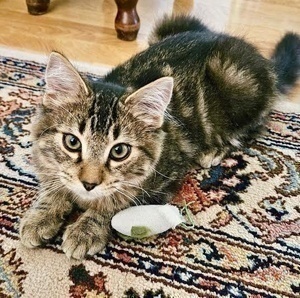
[[32, 52, 173, 210]]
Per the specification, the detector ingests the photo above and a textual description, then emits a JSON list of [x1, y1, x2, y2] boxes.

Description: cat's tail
[[271, 32, 300, 94], [148, 15, 210, 45]]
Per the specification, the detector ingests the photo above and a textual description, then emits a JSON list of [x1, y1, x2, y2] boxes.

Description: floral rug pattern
[[0, 56, 299, 297]]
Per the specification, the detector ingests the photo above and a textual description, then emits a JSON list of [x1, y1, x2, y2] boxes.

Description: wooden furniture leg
[[26, 0, 140, 41], [115, 0, 140, 41], [26, 0, 50, 15]]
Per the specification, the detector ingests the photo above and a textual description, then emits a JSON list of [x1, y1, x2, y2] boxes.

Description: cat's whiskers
[[106, 194, 118, 211], [37, 171, 72, 186], [36, 169, 77, 200], [36, 182, 65, 202], [112, 186, 140, 206], [121, 188, 142, 205], [111, 194, 119, 208], [36, 168, 62, 175], [149, 166, 177, 181], [121, 180, 169, 202], [68, 191, 81, 206], [40, 179, 63, 192], [121, 181, 151, 198], [149, 189, 168, 196], [119, 187, 143, 205]]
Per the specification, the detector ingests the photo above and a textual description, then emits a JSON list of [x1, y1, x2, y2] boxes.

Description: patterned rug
[[0, 54, 300, 298]]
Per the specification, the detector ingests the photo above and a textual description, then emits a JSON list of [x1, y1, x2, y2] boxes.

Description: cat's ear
[[125, 77, 173, 128], [43, 52, 89, 105]]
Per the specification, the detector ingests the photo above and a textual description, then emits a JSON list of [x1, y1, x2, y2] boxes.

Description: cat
[[19, 15, 300, 260]]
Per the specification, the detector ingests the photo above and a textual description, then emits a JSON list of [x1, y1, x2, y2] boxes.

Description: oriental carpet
[[0, 53, 299, 298]]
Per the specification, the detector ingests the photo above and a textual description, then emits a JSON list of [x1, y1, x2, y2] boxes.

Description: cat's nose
[[82, 181, 98, 191]]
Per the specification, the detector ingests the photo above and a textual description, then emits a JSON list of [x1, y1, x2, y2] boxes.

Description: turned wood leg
[[26, 0, 50, 15], [115, 0, 140, 41]]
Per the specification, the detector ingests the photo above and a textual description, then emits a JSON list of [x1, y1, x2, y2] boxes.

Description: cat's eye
[[63, 134, 82, 152], [109, 143, 131, 161]]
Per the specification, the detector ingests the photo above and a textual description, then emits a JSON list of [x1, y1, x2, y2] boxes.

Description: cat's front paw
[[62, 219, 109, 260], [19, 210, 62, 248]]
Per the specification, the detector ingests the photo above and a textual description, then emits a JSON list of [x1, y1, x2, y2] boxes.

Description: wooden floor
[[0, 0, 300, 101]]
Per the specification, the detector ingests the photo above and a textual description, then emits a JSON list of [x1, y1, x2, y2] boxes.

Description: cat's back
[[104, 30, 270, 91], [104, 28, 276, 145], [104, 31, 219, 87]]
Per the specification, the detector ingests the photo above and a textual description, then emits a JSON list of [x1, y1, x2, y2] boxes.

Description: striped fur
[[20, 16, 300, 260]]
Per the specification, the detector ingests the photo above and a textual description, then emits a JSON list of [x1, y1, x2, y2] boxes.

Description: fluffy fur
[[19, 15, 300, 260]]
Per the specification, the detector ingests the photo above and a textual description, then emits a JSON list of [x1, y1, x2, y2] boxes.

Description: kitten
[[19, 15, 300, 260]]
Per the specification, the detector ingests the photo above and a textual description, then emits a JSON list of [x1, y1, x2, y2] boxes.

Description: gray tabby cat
[[20, 15, 300, 260]]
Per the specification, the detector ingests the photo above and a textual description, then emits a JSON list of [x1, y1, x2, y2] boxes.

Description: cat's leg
[[19, 191, 73, 248], [62, 209, 111, 260], [198, 149, 227, 168]]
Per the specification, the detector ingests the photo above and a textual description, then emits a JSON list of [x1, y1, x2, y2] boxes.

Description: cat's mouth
[[65, 182, 115, 201], [57, 174, 111, 200], [60, 175, 138, 203]]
